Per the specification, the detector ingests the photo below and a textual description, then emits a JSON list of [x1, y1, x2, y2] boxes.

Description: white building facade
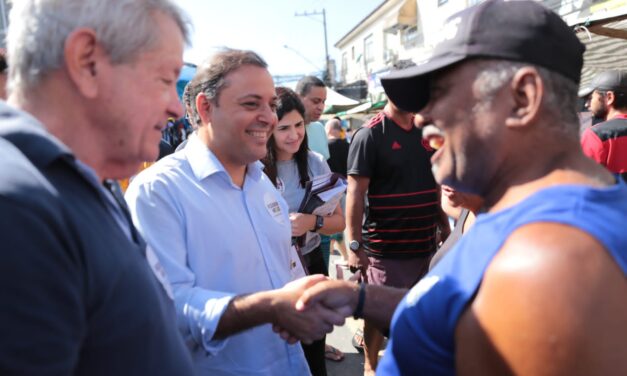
[[335, 0, 627, 102]]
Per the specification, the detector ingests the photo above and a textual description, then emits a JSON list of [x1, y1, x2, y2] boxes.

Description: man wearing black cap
[[290, 1, 627, 375], [580, 70, 627, 180]]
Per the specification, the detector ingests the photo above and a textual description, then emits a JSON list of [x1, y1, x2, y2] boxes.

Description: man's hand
[[270, 275, 346, 344], [289, 213, 315, 237], [273, 279, 358, 343], [347, 247, 369, 274], [296, 279, 358, 316]]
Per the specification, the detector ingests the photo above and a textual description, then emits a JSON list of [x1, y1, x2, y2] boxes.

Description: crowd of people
[[1, 0, 626, 376]]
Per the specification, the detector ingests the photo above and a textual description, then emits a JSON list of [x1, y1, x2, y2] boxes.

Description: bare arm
[[289, 204, 345, 237], [346, 175, 370, 271], [296, 280, 407, 332], [214, 275, 346, 344], [456, 223, 627, 376]]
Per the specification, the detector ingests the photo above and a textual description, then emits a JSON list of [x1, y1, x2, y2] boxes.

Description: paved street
[[325, 255, 364, 376], [324, 252, 387, 376]]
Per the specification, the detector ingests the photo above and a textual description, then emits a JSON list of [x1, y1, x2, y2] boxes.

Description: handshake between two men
[[265, 275, 404, 345]]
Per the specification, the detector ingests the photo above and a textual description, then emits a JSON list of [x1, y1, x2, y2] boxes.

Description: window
[[467, 0, 482, 5], [438, 0, 448, 6], [364, 34, 374, 63], [351, 46, 355, 60], [341, 52, 347, 79], [401, 25, 422, 48]]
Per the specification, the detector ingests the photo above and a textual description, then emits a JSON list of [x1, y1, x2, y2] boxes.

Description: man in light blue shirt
[[125, 49, 345, 375]]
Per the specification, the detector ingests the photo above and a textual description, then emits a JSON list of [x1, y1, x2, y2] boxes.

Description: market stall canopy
[[571, 5, 627, 94], [323, 87, 360, 114], [336, 100, 387, 116]]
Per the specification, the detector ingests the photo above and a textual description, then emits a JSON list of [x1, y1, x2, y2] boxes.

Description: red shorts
[[366, 256, 431, 288]]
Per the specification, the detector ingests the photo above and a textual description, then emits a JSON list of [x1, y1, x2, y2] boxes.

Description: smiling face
[[205, 64, 278, 170], [273, 109, 306, 161], [96, 11, 184, 174], [420, 61, 510, 195], [301, 85, 327, 123]]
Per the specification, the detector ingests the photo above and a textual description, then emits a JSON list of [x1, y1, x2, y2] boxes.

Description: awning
[[323, 87, 360, 114], [384, 0, 417, 34], [397, 0, 417, 26], [571, 6, 627, 93], [336, 100, 387, 116]]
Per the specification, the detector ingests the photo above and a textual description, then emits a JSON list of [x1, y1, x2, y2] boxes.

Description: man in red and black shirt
[[346, 99, 449, 374], [580, 70, 627, 181]]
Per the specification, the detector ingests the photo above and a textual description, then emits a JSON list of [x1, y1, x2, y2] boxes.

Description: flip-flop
[[324, 344, 345, 362], [352, 329, 364, 353]]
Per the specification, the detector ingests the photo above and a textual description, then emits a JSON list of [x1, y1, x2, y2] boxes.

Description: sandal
[[352, 329, 364, 353], [324, 344, 345, 362]]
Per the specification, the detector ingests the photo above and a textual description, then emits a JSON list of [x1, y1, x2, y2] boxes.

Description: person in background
[[125, 49, 344, 375], [580, 70, 627, 181], [324, 116, 350, 266], [345, 93, 449, 375], [292, 1, 627, 375], [175, 81, 197, 151], [0, 0, 195, 374], [296, 75, 330, 160], [429, 184, 483, 269], [296, 75, 333, 292], [262, 86, 346, 373], [0, 48, 7, 100]]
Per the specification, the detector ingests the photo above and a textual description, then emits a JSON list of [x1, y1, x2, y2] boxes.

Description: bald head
[[325, 118, 342, 139]]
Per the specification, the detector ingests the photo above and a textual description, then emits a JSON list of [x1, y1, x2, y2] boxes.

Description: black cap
[[578, 70, 627, 98], [381, 0, 585, 113]]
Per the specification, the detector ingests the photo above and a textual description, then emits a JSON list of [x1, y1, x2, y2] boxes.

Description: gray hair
[[472, 59, 580, 137], [7, 0, 191, 95], [189, 49, 268, 126], [295, 75, 325, 97]]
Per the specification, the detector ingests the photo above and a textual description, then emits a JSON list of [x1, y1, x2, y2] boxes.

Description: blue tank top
[[377, 180, 627, 375]]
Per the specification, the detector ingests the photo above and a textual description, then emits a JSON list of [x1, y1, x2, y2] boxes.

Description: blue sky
[[175, 0, 383, 77]]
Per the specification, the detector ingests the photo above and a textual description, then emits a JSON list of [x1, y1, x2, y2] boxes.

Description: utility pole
[[295, 9, 331, 86]]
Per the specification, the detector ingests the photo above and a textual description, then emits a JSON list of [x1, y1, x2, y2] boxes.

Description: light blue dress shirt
[[125, 135, 310, 375]]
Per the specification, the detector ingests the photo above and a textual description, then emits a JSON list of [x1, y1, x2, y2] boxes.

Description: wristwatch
[[313, 215, 324, 232], [349, 240, 362, 252]]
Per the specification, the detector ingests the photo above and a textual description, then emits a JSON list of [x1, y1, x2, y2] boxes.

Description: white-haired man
[[0, 0, 195, 374]]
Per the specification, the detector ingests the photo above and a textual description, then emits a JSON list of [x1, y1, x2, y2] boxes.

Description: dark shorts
[[366, 255, 431, 288]]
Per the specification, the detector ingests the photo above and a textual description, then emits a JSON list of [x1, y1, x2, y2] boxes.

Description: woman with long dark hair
[[262, 87, 345, 375]]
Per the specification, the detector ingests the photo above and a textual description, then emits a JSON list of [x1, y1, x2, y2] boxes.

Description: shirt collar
[[183, 133, 264, 183], [0, 101, 74, 168]]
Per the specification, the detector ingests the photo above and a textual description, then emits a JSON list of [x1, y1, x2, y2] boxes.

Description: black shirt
[[327, 138, 349, 176], [347, 111, 438, 258]]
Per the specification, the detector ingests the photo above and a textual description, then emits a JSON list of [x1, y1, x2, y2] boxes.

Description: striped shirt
[[347, 112, 438, 258]]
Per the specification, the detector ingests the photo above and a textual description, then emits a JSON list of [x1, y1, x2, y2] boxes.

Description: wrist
[[352, 283, 366, 319], [256, 290, 283, 325], [349, 239, 363, 253], [311, 215, 324, 232]]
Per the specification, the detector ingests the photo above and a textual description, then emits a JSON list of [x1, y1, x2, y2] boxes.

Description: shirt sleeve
[[347, 126, 376, 177], [0, 197, 84, 374], [581, 127, 607, 165], [308, 151, 332, 177], [307, 122, 330, 160], [125, 176, 233, 355]]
